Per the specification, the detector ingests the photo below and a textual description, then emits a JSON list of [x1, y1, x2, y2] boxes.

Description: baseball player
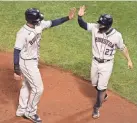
[[13, 8, 76, 123], [78, 5, 133, 118]]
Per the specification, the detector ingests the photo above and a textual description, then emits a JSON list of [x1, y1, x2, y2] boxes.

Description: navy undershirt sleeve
[[78, 16, 87, 30], [14, 48, 21, 75], [51, 16, 69, 27]]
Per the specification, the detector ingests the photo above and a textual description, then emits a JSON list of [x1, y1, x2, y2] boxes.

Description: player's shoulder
[[41, 20, 49, 24], [16, 26, 29, 39], [17, 25, 26, 33], [113, 28, 122, 36], [110, 29, 124, 42], [40, 20, 52, 29], [87, 23, 98, 31], [88, 23, 98, 27], [108, 28, 122, 39], [40, 20, 51, 26], [17, 25, 31, 36]]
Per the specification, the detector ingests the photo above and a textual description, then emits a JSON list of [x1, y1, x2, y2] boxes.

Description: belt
[[94, 57, 111, 63], [21, 57, 37, 60]]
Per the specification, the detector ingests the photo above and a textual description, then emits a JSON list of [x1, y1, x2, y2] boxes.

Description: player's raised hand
[[68, 8, 76, 20], [78, 5, 86, 16], [128, 60, 133, 69], [14, 73, 22, 81]]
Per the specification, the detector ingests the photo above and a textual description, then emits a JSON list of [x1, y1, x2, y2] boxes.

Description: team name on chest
[[95, 37, 114, 48], [29, 33, 41, 45]]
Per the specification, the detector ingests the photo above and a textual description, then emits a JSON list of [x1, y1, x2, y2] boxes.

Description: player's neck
[[106, 28, 113, 35], [26, 23, 35, 29]]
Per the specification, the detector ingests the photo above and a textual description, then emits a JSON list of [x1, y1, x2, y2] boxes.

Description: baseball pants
[[16, 58, 44, 117], [91, 59, 114, 90]]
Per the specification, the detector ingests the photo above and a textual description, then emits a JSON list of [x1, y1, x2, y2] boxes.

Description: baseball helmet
[[97, 14, 113, 31], [25, 8, 44, 25]]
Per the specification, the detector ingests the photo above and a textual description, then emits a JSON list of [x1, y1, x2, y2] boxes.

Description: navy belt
[[94, 57, 111, 63], [21, 57, 37, 60]]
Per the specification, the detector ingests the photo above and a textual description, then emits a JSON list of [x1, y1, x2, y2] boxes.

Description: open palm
[[78, 5, 86, 16], [68, 8, 76, 20]]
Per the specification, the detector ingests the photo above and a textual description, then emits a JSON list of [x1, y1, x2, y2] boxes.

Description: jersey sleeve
[[87, 23, 97, 32], [14, 31, 26, 50], [116, 33, 126, 51], [40, 20, 52, 30]]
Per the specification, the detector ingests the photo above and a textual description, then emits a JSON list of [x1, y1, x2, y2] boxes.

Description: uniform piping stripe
[[23, 26, 36, 35], [23, 59, 38, 114], [102, 35, 108, 59], [106, 28, 114, 35], [21, 68, 33, 85], [24, 60, 37, 111], [97, 73, 99, 87], [94, 33, 100, 58], [100, 33, 105, 59], [107, 30, 116, 37], [103, 44, 107, 60]]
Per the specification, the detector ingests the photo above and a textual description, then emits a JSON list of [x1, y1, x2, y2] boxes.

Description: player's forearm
[[78, 15, 87, 30], [51, 16, 69, 27], [122, 47, 132, 62], [14, 48, 21, 75]]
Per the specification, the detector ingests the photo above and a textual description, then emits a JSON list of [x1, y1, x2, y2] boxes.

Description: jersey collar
[[24, 24, 35, 32], [106, 28, 116, 37], [106, 28, 113, 35]]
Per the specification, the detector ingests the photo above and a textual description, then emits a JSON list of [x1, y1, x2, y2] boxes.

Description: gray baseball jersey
[[14, 20, 52, 60], [87, 23, 125, 60]]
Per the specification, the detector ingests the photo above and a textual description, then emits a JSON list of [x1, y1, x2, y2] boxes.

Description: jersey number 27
[[105, 49, 113, 56]]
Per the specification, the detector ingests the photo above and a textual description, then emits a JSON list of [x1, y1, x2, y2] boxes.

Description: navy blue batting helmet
[[97, 14, 113, 28], [25, 8, 44, 25]]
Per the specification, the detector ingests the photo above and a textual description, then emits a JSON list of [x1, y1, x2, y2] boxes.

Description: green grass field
[[0, 1, 137, 104]]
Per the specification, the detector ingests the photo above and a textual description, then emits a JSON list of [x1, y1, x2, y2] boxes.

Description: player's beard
[[99, 28, 108, 33], [32, 20, 41, 26], [98, 24, 109, 33], [36, 21, 41, 26]]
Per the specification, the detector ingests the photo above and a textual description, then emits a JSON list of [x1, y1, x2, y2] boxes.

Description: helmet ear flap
[[39, 13, 44, 21]]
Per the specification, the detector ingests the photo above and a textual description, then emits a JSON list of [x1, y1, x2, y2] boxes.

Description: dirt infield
[[0, 52, 137, 123]]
